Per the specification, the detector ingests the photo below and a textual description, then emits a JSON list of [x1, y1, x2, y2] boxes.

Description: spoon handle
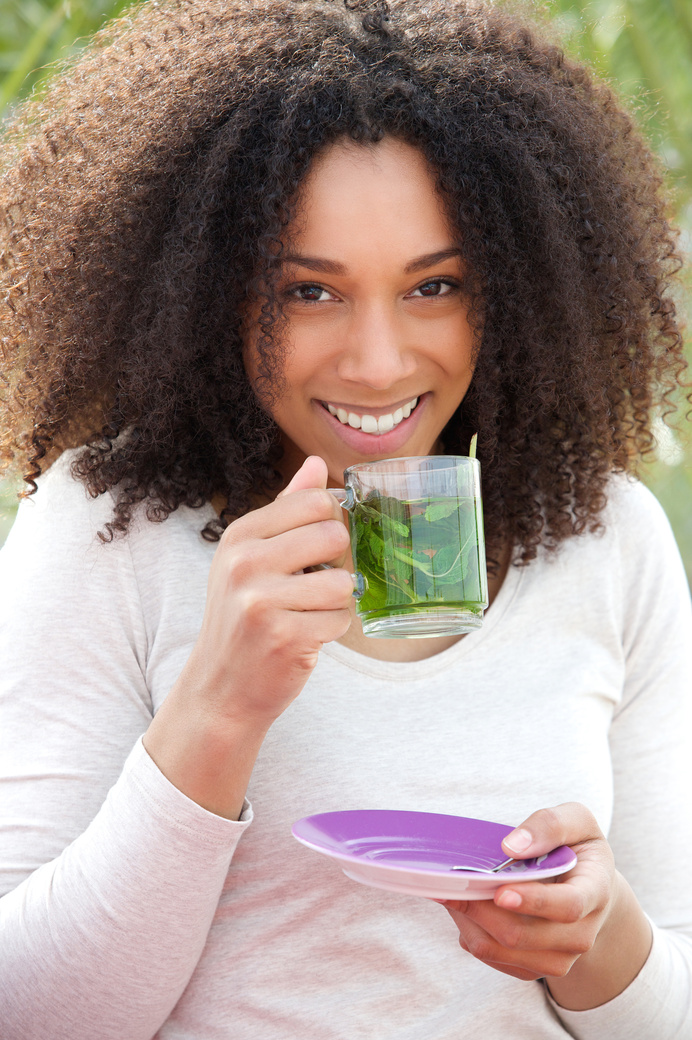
[[450, 856, 517, 874]]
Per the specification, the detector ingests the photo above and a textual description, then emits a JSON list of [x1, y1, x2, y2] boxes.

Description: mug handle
[[326, 486, 355, 510], [313, 488, 365, 598]]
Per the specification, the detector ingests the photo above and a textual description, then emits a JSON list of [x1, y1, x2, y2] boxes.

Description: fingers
[[494, 877, 591, 923], [451, 892, 599, 953], [437, 802, 620, 981], [224, 457, 347, 569], [228, 485, 345, 544], [223, 514, 349, 576], [246, 567, 356, 614], [222, 455, 350, 575], [449, 908, 581, 979], [496, 803, 612, 920], [502, 802, 604, 860], [496, 840, 612, 917], [253, 601, 354, 650], [181, 456, 353, 732], [277, 455, 329, 498], [287, 567, 356, 610], [209, 453, 352, 634]]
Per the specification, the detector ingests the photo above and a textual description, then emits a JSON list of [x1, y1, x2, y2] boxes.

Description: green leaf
[[424, 499, 459, 523], [357, 501, 409, 538], [432, 543, 463, 577]]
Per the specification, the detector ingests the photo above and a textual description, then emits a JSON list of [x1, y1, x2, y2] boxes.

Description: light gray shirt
[[1, 451, 691, 1040]]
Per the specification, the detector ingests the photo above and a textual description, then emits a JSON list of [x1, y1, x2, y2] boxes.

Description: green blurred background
[[1, 0, 691, 582]]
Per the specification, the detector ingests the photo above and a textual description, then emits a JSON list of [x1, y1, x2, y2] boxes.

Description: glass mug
[[326, 455, 488, 638]]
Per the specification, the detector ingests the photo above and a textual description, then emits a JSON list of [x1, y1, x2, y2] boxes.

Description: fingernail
[[496, 890, 522, 910], [503, 828, 533, 854]]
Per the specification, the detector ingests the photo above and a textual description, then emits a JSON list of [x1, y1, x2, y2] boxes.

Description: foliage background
[[1, 0, 690, 581]]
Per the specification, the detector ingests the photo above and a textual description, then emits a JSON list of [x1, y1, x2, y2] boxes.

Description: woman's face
[[245, 137, 478, 487]]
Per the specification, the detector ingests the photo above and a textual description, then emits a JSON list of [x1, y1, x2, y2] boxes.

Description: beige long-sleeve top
[[1, 451, 691, 1040]]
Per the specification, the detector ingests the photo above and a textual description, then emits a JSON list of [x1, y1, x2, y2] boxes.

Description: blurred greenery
[[0, 0, 690, 584], [526, 0, 692, 587], [0, 0, 133, 115], [538, 0, 692, 209]]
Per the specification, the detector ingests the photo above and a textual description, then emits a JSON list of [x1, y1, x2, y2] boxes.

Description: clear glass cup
[[330, 455, 488, 638]]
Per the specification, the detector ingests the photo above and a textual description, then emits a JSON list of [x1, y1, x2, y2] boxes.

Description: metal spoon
[[450, 856, 517, 873]]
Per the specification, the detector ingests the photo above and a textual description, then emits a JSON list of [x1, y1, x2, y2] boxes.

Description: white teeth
[[325, 396, 419, 434]]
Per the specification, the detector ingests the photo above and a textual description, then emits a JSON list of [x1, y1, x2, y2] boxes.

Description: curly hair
[[0, 0, 687, 561]]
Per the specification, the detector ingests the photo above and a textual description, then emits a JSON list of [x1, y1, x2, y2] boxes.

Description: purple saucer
[[292, 809, 577, 900]]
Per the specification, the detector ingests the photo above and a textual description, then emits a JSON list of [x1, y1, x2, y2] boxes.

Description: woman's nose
[[336, 304, 418, 389]]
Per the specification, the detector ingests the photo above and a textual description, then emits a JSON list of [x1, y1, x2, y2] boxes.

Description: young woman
[[1, 2, 690, 1038]]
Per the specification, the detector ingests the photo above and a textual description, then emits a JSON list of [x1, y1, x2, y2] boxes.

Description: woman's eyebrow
[[280, 254, 346, 275], [404, 248, 464, 273], [279, 247, 463, 275]]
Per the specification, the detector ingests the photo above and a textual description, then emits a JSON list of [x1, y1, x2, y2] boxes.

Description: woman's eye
[[289, 284, 335, 303], [410, 279, 457, 297]]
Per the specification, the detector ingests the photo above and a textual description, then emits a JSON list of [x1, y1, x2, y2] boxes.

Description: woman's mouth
[[320, 396, 419, 435], [314, 393, 428, 457]]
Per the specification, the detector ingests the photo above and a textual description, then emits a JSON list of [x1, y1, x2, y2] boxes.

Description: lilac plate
[[292, 810, 577, 900]]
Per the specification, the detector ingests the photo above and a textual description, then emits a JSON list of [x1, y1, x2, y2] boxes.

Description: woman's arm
[[0, 453, 352, 1040], [0, 739, 250, 1040], [439, 481, 692, 1037], [143, 455, 353, 820], [0, 458, 247, 1040]]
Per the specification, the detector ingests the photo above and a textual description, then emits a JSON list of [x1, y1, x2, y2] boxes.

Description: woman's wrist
[[546, 872, 653, 1011], [143, 682, 272, 821]]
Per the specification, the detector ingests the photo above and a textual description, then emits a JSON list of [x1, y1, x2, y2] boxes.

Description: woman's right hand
[[190, 453, 353, 721], [143, 455, 353, 818]]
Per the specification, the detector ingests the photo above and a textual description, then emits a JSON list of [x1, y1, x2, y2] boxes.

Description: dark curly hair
[[0, 0, 687, 561]]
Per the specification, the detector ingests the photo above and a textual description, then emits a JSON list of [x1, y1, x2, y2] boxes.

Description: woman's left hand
[[438, 802, 652, 1008]]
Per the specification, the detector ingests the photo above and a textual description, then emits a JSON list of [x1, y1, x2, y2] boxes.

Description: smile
[[322, 397, 419, 436]]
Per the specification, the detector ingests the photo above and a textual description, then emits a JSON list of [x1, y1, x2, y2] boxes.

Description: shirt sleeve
[[549, 480, 692, 1040], [0, 456, 252, 1040]]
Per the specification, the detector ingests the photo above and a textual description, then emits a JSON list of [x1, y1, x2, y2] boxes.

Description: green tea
[[351, 491, 486, 624]]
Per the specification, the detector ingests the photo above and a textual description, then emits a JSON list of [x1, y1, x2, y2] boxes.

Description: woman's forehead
[[284, 137, 457, 256]]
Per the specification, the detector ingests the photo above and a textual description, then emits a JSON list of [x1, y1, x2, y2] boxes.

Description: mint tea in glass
[[330, 456, 488, 638]]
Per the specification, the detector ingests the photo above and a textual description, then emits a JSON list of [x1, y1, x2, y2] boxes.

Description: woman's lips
[[314, 393, 428, 455]]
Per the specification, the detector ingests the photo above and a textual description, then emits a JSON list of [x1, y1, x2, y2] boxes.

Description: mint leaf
[[430, 543, 462, 579], [424, 499, 459, 523]]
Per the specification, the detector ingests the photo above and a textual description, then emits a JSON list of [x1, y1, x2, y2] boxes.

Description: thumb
[[277, 455, 329, 498], [501, 803, 602, 860]]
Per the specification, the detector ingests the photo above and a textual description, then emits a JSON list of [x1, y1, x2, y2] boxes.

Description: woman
[[0, 1, 690, 1037]]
